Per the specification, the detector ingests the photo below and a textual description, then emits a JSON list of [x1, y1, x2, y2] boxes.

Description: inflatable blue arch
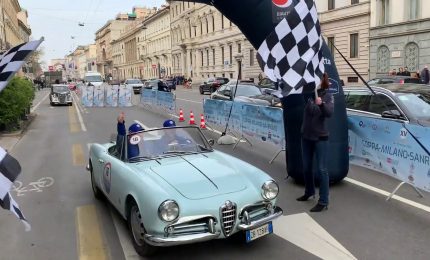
[[170, 0, 349, 183]]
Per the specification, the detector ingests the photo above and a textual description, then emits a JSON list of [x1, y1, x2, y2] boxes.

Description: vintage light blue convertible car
[[87, 126, 283, 256]]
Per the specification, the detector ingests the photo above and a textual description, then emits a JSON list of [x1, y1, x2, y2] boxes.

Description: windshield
[[126, 79, 142, 84], [85, 75, 102, 82], [53, 86, 69, 92], [397, 93, 430, 119], [234, 85, 262, 97], [127, 127, 212, 161]]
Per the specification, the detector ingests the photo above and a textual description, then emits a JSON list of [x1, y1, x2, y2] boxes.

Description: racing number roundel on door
[[103, 162, 112, 194], [272, 0, 292, 8]]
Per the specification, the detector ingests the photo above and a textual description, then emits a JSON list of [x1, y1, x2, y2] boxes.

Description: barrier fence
[[348, 115, 430, 194], [79, 84, 133, 107], [203, 99, 285, 150], [140, 88, 176, 114]]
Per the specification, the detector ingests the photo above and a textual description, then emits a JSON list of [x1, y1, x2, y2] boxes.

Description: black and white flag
[[0, 38, 44, 93], [0, 147, 30, 231], [257, 0, 325, 96]]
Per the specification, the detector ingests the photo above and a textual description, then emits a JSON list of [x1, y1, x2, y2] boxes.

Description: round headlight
[[158, 200, 179, 222], [261, 181, 279, 200]]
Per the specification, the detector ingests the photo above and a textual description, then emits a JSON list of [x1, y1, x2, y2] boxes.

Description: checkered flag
[[257, 0, 325, 96], [0, 38, 44, 93], [0, 147, 31, 231]]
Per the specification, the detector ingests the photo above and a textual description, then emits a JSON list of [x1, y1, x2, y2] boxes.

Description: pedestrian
[[404, 67, 411, 76], [416, 70, 420, 79], [421, 66, 430, 84], [392, 68, 397, 75], [397, 67, 403, 76], [296, 73, 334, 212]]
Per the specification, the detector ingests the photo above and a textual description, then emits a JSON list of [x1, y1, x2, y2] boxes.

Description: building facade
[[95, 7, 155, 78], [139, 5, 171, 79], [169, 2, 261, 83], [317, 0, 371, 85], [17, 9, 30, 42], [370, 0, 430, 78], [2, 0, 23, 48]]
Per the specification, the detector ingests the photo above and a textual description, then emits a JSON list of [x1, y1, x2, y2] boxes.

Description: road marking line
[[69, 106, 80, 133], [72, 94, 87, 132], [72, 144, 86, 166], [274, 213, 357, 259], [110, 209, 140, 260], [345, 177, 430, 213], [176, 97, 202, 104], [76, 205, 108, 260], [31, 92, 50, 113]]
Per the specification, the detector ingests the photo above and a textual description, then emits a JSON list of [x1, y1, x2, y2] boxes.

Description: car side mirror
[[208, 139, 215, 146], [381, 110, 403, 119]]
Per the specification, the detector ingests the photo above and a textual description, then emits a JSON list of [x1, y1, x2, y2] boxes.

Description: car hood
[[127, 84, 143, 87], [89, 81, 103, 87], [235, 96, 271, 106], [146, 155, 248, 200]]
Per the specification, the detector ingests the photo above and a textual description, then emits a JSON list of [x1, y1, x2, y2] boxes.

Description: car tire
[[89, 161, 104, 200], [128, 200, 157, 257], [199, 87, 204, 95]]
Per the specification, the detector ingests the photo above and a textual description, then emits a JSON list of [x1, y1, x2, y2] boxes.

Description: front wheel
[[128, 201, 157, 256]]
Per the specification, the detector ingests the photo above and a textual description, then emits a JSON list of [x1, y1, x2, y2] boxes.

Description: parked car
[[87, 126, 282, 256], [211, 83, 281, 107], [199, 77, 230, 94], [125, 79, 144, 94], [367, 76, 422, 85], [164, 78, 176, 91], [143, 80, 159, 90], [344, 83, 430, 126], [258, 78, 278, 94], [50, 84, 72, 106]]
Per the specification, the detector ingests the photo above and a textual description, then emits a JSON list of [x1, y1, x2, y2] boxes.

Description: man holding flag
[[0, 38, 44, 230]]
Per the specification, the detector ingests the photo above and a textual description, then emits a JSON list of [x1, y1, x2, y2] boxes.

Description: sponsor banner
[[93, 85, 105, 107], [203, 99, 285, 148], [348, 115, 430, 192], [118, 85, 133, 107], [81, 85, 94, 107], [105, 85, 119, 107]]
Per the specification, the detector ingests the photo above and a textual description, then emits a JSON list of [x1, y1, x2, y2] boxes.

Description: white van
[[84, 71, 103, 87]]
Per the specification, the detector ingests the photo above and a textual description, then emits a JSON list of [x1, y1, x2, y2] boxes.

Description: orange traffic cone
[[189, 111, 196, 125], [200, 114, 206, 129], [179, 109, 185, 122]]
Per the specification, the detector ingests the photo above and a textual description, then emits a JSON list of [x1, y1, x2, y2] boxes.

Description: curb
[[0, 113, 37, 151]]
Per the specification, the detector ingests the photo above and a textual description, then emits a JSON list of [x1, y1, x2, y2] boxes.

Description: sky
[[20, 0, 166, 68]]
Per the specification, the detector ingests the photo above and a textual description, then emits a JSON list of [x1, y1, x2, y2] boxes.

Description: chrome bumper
[[144, 232, 220, 247], [237, 206, 283, 230]]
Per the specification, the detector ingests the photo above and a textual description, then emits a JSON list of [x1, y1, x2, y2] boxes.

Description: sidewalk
[[0, 89, 47, 152]]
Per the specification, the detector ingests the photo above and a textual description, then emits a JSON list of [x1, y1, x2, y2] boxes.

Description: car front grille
[[220, 201, 236, 237], [59, 94, 66, 103]]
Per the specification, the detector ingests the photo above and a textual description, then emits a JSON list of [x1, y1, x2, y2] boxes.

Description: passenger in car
[[159, 120, 192, 153], [117, 112, 144, 160]]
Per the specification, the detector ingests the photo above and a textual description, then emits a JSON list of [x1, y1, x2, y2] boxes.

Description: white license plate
[[246, 222, 273, 243]]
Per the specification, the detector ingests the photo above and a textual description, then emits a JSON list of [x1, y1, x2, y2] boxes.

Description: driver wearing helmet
[[117, 113, 144, 160], [159, 119, 192, 151]]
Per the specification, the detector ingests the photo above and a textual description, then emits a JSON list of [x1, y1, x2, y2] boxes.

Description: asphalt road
[[0, 87, 429, 260]]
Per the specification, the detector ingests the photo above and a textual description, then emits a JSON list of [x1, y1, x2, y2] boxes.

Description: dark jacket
[[421, 68, 430, 84], [117, 122, 140, 159], [301, 89, 334, 141]]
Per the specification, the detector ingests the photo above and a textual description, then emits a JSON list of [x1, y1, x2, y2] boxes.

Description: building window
[[351, 0, 359, 4], [229, 45, 233, 64], [230, 73, 233, 78], [207, 49, 209, 66], [405, 42, 419, 72], [213, 49, 216, 65], [221, 46, 225, 65], [206, 18, 209, 34], [238, 43, 241, 53], [379, 0, 389, 25], [377, 45, 390, 73], [328, 0, 335, 10], [409, 0, 420, 20], [327, 37, 335, 58], [212, 16, 215, 32], [250, 49, 255, 66], [347, 77, 359, 83], [350, 33, 358, 58], [201, 51, 204, 66]]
